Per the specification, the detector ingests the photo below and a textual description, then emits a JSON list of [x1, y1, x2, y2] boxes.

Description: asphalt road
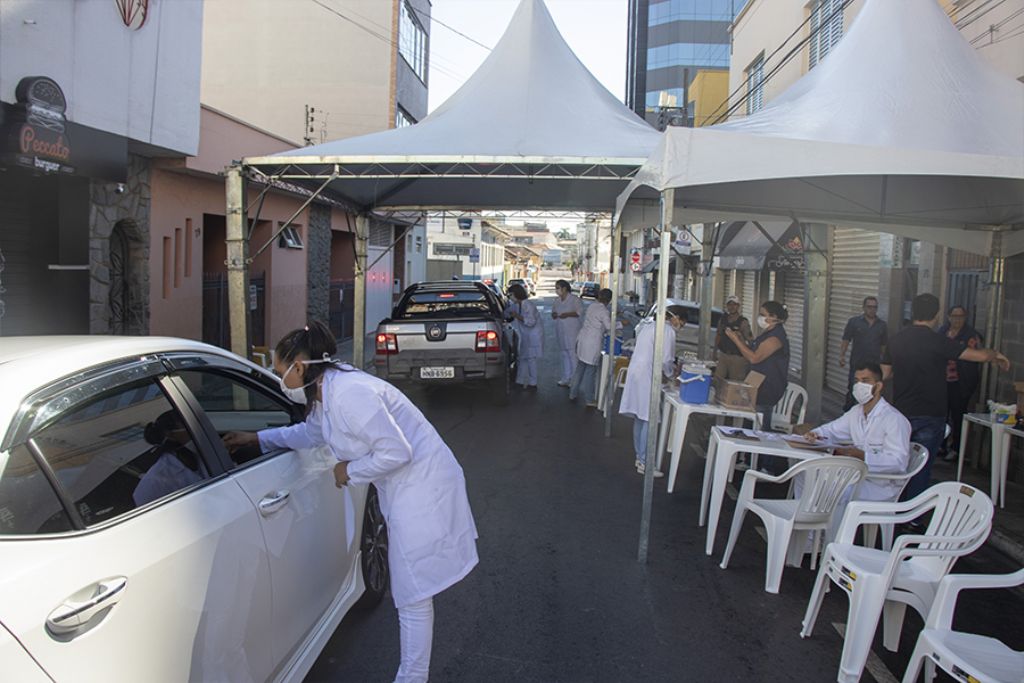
[[306, 274, 1024, 683]]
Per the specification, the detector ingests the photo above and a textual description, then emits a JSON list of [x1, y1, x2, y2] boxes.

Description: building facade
[[425, 216, 507, 285], [0, 0, 203, 337], [626, 0, 746, 127]]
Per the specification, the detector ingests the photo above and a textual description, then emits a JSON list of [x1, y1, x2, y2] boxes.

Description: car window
[[397, 291, 494, 319], [27, 379, 211, 527], [0, 445, 74, 535], [175, 369, 293, 466]]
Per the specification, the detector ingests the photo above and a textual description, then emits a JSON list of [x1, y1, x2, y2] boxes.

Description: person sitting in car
[[133, 411, 206, 507]]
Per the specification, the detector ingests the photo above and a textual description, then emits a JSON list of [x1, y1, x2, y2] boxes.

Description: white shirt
[[133, 450, 206, 506], [576, 302, 612, 366], [507, 298, 544, 359], [552, 293, 583, 350], [813, 397, 912, 502], [619, 322, 677, 422], [258, 368, 479, 608]]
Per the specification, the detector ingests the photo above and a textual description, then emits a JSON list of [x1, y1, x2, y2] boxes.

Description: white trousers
[[559, 347, 577, 383], [516, 357, 538, 387], [394, 597, 434, 683]]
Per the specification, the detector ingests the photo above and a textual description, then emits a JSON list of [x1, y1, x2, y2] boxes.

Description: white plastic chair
[[800, 482, 994, 683], [902, 569, 1024, 683], [771, 382, 808, 433], [861, 443, 930, 551], [720, 457, 868, 594]]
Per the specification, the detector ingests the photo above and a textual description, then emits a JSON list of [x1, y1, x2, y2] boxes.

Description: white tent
[[615, 0, 1024, 256], [245, 0, 660, 211]]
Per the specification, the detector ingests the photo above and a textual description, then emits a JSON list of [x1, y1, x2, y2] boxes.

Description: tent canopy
[[243, 0, 659, 212], [615, 0, 1024, 255], [717, 220, 803, 271]]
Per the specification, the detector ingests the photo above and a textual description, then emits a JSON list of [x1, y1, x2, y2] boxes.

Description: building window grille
[[809, 0, 844, 69], [399, 1, 427, 82], [746, 54, 764, 114]]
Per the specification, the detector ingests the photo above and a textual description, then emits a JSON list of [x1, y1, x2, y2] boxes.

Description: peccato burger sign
[[3, 77, 73, 174]]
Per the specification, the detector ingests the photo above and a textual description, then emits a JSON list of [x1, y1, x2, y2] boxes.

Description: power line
[[970, 6, 1024, 44], [411, 5, 492, 52]]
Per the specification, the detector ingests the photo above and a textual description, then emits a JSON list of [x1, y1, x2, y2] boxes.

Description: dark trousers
[[945, 381, 975, 452], [902, 415, 947, 501]]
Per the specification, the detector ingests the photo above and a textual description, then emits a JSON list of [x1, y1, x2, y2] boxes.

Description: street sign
[[630, 261, 642, 272], [248, 284, 257, 311], [630, 250, 641, 265], [469, 247, 480, 263]]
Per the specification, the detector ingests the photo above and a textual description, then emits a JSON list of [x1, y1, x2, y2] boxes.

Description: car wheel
[[355, 485, 389, 609]]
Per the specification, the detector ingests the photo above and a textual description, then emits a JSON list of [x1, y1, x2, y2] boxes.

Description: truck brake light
[[475, 330, 500, 353], [376, 333, 398, 355]]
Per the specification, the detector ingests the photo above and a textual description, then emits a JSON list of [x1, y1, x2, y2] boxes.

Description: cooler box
[[678, 364, 712, 404], [602, 335, 624, 355]]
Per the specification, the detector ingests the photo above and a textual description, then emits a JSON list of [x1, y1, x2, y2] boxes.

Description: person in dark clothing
[[725, 300, 790, 431], [937, 306, 984, 460], [882, 294, 1009, 504], [714, 294, 753, 381], [839, 296, 888, 409]]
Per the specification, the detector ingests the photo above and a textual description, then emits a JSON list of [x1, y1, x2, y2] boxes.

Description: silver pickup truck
[[374, 281, 516, 403]]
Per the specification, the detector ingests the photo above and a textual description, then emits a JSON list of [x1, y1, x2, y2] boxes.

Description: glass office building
[[626, 0, 746, 124]]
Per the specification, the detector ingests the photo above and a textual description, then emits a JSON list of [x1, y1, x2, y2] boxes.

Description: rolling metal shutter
[[721, 269, 734, 305], [782, 270, 805, 379], [740, 270, 757, 324], [826, 227, 882, 393]]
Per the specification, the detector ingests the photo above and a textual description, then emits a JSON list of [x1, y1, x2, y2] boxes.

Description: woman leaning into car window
[[223, 321, 478, 683]]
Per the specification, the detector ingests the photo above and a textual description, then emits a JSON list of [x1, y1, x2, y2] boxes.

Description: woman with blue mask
[[224, 321, 478, 683]]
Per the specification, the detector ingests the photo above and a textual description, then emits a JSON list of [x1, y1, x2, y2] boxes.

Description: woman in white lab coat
[[225, 322, 478, 683], [570, 288, 613, 406], [551, 279, 583, 386], [507, 283, 544, 390], [619, 305, 687, 475]]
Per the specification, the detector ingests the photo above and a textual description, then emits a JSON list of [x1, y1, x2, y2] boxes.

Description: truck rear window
[[398, 292, 494, 318]]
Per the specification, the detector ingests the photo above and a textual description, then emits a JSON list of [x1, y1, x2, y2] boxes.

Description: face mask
[[852, 381, 876, 405], [757, 315, 770, 328], [278, 355, 335, 405]]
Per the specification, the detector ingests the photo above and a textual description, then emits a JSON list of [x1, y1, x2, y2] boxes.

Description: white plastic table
[[995, 425, 1024, 508], [701, 427, 827, 556], [656, 389, 761, 494], [956, 413, 1011, 506]]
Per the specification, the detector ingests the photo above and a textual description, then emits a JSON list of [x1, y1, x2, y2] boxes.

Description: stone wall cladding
[[307, 203, 331, 325], [89, 153, 151, 335]]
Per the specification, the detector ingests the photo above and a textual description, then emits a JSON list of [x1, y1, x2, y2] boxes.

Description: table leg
[[999, 431, 1012, 508], [657, 393, 672, 470], [956, 417, 969, 482], [699, 428, 719, 526], [991, 427, 1004, 507], [705, 442, 739, 556], [668, 408, 691, 494]]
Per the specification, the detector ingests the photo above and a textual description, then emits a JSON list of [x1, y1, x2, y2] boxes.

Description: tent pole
[[980, 232, 1005, 404], [353, 214, 369, 369], [698, 223, 715, 359], [225, 164, 250, 358], [605, 217, 624, 438], [801, 222, 829, 423], [639, 189, 673, 563]]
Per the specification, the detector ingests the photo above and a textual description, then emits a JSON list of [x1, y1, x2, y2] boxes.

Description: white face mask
[[278, 355, 335, 405], [757, 315, 770, 329], [852, 381, 876, 405]]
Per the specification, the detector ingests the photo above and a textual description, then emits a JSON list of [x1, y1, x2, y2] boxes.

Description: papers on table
[[717, 427, 783, 442], [782, 434, 837, 451]]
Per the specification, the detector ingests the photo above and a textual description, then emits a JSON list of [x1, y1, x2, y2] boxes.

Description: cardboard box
[[713, 371, 766, 410]]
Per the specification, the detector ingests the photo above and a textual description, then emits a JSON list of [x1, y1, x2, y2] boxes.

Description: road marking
[[832, 623, 900, 683]]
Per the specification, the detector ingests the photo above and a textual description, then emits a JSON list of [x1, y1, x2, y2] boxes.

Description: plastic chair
[[720, 457, 868, 594], [602, 357, 630, 417], [902, 569, 1024, 683], [772, 382, 808, 433], [800, 482, 994, 683], [861, 443, 929, 551]]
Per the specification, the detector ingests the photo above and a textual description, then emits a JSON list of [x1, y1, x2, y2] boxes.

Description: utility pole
[[304, 105, 317, 146], [225, 164, 249, 358], [353, 214, 369, 368]]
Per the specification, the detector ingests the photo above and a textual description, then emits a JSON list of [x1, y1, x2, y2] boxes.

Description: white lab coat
[[812, 397, 912, 502], [552, 293, 583, 351], [258, 367, 479, 609], [508, 298, 543, 359], [619, 321, 677, 422], [576, 302, 612, 366]]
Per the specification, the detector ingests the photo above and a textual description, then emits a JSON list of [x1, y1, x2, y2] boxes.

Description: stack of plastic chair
[[902, 569, 1024, 683], [719, 457, 868, 594], [861, 443, 930, 551], [771, 382, 808, 433], [800, 482, 994, 683]]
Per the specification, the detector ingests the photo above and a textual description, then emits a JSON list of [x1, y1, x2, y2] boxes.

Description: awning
[[639, 256, 680, 274], [716, 220, 804, 270]]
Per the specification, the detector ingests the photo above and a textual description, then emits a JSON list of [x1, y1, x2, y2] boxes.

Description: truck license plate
[[420, 366, 455, 379]]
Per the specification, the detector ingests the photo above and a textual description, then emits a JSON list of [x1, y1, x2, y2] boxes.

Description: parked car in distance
[[633, 298, 723, 355], [0, 336, 389, 683], [375, 281, 516, 402], [581, 282, 600, 299], [506, 278, 529, 296]]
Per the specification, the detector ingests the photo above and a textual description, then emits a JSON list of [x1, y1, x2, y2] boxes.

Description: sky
[[427, 0, 628, 113]]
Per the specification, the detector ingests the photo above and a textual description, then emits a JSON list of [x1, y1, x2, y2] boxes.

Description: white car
[[0, 337, 388, 683]]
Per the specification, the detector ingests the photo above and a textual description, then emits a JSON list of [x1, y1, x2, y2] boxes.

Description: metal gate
[[203, 271, 265, 350], [826, 228, 881, 393], [946, 270, 989, 334], [329, 279, 355, 342]]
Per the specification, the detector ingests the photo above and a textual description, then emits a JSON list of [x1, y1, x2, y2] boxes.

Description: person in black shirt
[[938, 306, 984, 460], [881, 293, 1009, 503], [714, 294, 753, 381], [839, 296, 888, 409], [725, 300, 790, 431]]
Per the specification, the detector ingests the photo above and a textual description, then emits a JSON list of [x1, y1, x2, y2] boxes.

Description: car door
[[167, 357, 361, 675], [0, 363, 274, 683]]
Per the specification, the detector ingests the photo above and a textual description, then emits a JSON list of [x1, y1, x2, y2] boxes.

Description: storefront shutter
[[741, 270, 757, 325], [826, 227, 882, 393], [0, 184, 36, 336], [782, 270, 805, 379]]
